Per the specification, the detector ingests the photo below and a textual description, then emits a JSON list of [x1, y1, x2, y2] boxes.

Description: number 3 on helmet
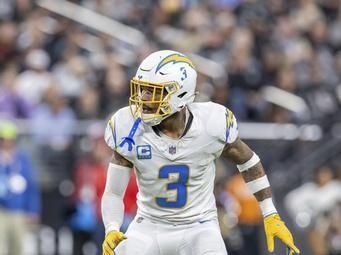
[[129, 50, 197, 126]]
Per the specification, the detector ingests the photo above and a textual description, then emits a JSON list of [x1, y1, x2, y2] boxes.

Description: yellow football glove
[[264, 214, 300, 254], [102, 230, 126, 255]]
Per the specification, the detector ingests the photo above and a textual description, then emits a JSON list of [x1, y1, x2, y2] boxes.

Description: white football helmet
[[129, 50, 197, 126]]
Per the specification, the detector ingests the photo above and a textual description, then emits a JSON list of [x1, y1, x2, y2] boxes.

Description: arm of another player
[[221, 138, 300, 254], [101, 150, 133, 255]]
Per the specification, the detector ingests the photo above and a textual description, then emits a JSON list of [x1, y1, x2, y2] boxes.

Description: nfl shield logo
[[169, 145, 176, 155]]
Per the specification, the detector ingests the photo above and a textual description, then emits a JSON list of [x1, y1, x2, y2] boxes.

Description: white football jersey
[[104, 102, 238, 225]]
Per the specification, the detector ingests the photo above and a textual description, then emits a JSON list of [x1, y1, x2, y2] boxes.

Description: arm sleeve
[[101, 163, 132, 234]]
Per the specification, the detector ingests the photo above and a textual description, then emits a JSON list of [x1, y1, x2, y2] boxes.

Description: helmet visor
[[129, 78, 179, 123]]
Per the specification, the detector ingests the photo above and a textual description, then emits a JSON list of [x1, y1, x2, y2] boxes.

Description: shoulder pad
[[202, 102, 239, 144]]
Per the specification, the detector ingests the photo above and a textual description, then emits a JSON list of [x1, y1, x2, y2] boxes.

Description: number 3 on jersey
[[156, 165, 189, 208]]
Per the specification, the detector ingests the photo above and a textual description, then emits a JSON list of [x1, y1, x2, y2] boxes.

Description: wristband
[[259, 198, 277, 217]]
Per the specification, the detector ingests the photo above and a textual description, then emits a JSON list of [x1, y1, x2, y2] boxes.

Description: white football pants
[[115, 215, 228, 255]]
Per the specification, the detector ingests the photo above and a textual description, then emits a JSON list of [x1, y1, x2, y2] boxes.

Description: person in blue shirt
[[0, 120, 41, 255]]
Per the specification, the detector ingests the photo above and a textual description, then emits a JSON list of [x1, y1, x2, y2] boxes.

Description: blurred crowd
[[285, 165, 341, 255], [0, 0, 340, 254], [0, 0, 340, 124]]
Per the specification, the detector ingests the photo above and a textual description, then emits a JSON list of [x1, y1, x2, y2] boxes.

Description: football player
[[102, 50, 300, 255]]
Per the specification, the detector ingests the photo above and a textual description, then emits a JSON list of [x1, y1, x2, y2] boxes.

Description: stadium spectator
[[52, 54, 94, 103], [70, 123, 138, 254], [15, 48, 53, 106], [285, 166, 341, 255], [76, 86, 101, 119], [0, 21, 18, 69], [0, 64, 33, 119], [101, 58, 130, 116], [30, 84, 76, 224], [70, 127, 109, 255], [30, 85, 76, 152], [0, 120, 41, 255]]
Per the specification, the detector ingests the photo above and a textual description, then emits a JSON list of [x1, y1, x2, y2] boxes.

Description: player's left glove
[[102, 230, 126, 255], [264, 213, 300, 254]]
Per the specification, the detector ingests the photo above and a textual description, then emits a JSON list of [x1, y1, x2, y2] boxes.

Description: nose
[[141, 89, 153, 101]]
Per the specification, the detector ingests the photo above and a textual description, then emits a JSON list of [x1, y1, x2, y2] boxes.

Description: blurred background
[[0, 0, 340, 254]]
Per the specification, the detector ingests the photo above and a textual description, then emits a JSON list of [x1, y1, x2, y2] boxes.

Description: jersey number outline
[[156, 165, 189, 208]]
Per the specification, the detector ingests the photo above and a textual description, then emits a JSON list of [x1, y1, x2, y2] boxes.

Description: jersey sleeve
[[104, 106, 138, 155], [206, 102, 239, 144], [225, 108, 239, 144], [104, 114, 118, 150]]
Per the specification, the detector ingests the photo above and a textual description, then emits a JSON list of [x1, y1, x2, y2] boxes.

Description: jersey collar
[[152, 108, 193, 139]]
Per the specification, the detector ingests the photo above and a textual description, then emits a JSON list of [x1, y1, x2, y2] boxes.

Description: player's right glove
[[102, 230, 126, 255]]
